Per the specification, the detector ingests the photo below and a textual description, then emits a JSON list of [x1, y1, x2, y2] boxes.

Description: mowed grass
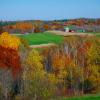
[[18, 32, 64, 45], [61, 94, 100, 100]]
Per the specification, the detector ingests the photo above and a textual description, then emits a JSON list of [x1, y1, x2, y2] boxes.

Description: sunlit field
[[17, 32, 64, 45]]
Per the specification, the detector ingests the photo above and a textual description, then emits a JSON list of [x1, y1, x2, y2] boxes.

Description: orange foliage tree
[[16, 22, 33, 33], [0, 32, 21, 79]]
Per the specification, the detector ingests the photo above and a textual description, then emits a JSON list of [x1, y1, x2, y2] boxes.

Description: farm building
[[64, 27, 69, 32], [64, 25, 85, 33], [64, 26, 75, 32]]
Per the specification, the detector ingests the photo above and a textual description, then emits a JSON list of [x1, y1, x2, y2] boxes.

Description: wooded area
[[0, 32, 100, 100]]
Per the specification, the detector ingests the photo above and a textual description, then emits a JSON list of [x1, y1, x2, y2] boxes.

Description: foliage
[[0, 31, 100, 99], [23, 49, 57, 99], [43, 36, 100, 96], [16, 22, 33, 33], [0, 32, 21, 78], [0, 32, 21, 50]]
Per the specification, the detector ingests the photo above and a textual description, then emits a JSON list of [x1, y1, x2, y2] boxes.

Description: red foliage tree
[[0, 46, 21, 79]]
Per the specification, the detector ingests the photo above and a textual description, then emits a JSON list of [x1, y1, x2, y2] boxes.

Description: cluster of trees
[[1, 18, 100, 34], [2, 21, 64, 34], [42, 36, 100, 96], [63, 18, 100, 26], [20, 36, 100, 99], [3, 22, 34, 34], [0, 32, 21, 99], [0, 32, 100, 99]]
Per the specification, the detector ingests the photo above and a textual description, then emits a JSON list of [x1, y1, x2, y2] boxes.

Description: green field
[[18, 32, 63, 45], [16, 32, 100, 46], [61, 94, 100, 100]]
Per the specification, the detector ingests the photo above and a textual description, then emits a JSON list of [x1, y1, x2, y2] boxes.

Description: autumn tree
[[83, 37, 100, 93], [0, 26, 3, 34], [0, 32, 21, 76], [23, 49, 57, 99], [33, 20, 43, 33], [0, 32, 21, 99], [16, 22, 33, 33], [43, 24, 51, 31]]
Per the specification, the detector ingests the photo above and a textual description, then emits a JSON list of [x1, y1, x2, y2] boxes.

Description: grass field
[[16, 32, 99, 46], [61, 94, 100, 100], [18, 32, 63, 45]]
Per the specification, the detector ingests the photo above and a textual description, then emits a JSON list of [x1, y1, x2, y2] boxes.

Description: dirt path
[[47, 30, 94, 37], [30, 43, 56, 48]]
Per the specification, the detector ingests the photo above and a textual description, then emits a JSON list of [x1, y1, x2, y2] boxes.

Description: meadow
[[18, 32, 64, 45], [17, 32, 100, 46]]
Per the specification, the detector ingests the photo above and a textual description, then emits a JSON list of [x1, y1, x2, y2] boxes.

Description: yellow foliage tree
[[0, 32, 21, 50], [23, 49, 57, 99], [25, 49, 45, 80]]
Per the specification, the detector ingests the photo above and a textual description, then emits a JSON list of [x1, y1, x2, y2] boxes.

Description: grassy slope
[[62, 94, 100, 100], [18, 32, 63, 45]]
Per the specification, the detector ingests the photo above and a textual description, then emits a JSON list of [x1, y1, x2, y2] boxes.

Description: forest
[[0, 32, 100, 100]]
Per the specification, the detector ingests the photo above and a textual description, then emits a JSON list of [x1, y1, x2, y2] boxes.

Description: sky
[[0, 0, 100, 21]]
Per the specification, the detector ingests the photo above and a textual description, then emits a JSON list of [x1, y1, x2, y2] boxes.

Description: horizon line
[[0, 17, 100, 22]]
